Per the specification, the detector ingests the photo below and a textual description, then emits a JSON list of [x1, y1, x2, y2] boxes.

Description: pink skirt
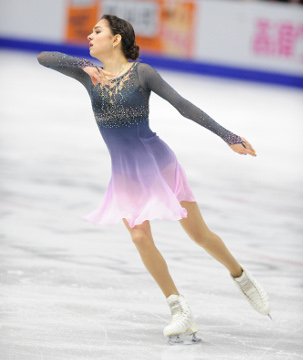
[[81, 130, 196, 228]]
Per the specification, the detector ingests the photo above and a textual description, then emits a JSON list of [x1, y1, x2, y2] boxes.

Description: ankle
[[231, 266, 243, 278], [166, 292, 180, 299]]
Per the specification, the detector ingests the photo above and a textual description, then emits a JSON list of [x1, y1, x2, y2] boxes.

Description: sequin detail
[[43, 51, 95, 69], [37, 51, 243, 143], [92, 62, 149, 128], [37, 51, 244, 228], [223, 133, 242, 146]]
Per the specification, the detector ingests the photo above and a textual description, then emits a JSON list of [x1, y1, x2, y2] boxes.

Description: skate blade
[[167, 332, 202, 346]]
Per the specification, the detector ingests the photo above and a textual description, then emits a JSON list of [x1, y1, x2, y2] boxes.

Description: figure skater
[[37, 14, 271, 345]]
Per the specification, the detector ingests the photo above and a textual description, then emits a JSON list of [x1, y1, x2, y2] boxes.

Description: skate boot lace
[[238, 274, 268, 309], [169, 299, 191, 327]]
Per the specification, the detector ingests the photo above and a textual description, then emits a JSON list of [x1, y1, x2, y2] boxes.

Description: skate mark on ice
[[258, 325, 303, 360]]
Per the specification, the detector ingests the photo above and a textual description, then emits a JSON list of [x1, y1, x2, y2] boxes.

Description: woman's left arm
[[138, 64, 256, 157]]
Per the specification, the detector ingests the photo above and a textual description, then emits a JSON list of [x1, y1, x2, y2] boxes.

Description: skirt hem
[[81, 198, 196, 228]]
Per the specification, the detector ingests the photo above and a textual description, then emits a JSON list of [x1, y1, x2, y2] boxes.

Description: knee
[[131, 231, 154, 248], [192, 230, 214, 247]]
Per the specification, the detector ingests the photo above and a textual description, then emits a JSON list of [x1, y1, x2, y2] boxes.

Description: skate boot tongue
[[231, 265, 271, 316], [167, 295, 184, 316], [234, 272, 253, 293], [166, 294, 182, 304], [164, 294, 202, 345], [235, 270, 263, 302]]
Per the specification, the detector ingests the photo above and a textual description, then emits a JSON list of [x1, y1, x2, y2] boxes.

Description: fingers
[[97, 74, 111, 85], [240, 137, 256, 156], [239, 146, 256, 156], [230, 140, 257, 157], [102, 70, 116, 77], [240, 149, 256, 157], [244, 149, 256, 157], [94, 67, 112, 85], [242, 137, 254, 151]]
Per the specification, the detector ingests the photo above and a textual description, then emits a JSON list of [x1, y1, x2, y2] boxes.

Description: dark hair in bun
[[101, 14, 140, 60]]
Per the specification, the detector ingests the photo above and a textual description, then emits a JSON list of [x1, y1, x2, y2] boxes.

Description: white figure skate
[[163, 294, 202, 345], [231, 264, 271, 318]]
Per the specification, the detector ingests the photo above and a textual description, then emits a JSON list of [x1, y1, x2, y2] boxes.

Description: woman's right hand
[[83, 66, 115, 85]]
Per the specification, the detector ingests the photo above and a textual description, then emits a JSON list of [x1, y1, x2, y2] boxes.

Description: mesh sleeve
[[37, 51, 96, 91], [137, 63, 242, 146]]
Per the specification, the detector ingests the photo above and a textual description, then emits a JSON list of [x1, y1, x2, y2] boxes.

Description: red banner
[[65, 0, 196, 58], [65, 0, 99, 44]]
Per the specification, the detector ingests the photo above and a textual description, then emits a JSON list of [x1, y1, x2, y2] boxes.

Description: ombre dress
[[38, 52, 242, 228]]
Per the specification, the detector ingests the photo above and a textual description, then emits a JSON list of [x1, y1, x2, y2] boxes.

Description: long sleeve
[[137, 63, 242, 146], [37, 51, 96, 91]]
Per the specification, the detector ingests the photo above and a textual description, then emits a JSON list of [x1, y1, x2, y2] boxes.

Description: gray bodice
[[37, 52, 243, 146]]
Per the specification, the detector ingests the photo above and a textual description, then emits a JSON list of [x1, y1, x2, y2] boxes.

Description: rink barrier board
[[0, 37, 302, 90]]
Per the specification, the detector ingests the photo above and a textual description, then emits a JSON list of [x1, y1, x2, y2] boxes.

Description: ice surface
[[0, 50, 303, 359]]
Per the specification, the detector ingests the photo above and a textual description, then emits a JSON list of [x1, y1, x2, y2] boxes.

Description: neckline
[[107, 62, 137, 82]]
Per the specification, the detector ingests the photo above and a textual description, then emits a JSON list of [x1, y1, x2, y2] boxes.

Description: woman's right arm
[[37, 51, 95, 90], [37, 51, 116, 88]]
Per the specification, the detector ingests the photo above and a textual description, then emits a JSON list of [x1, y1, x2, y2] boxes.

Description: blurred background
[[0, 0, 302, 87], [1, 1, 303, 360]]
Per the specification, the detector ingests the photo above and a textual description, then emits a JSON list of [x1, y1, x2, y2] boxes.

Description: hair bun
[[128, 44, 140, 61], [101, 15, 140, 60]]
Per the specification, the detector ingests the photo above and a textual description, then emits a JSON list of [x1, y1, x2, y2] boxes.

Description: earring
[[113, 44, 115, 48]]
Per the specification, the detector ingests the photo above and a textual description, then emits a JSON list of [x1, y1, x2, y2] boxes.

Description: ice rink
[[1, 49, 303, 360]]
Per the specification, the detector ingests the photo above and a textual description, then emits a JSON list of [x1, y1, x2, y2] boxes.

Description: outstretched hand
[[83, 66, 115, 86], [229, 137, 256, 157]]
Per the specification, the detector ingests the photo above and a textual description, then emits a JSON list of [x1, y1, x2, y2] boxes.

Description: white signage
[[102, 0, 159, 37], [195, 0, 303, 75]]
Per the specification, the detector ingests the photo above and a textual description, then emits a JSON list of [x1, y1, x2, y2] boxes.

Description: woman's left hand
[[229, 137, 256, 157]]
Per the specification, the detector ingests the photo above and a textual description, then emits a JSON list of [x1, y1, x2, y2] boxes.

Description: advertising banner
[[58, 0, 303, 85], [65, 0, 197, 58], [100, 0, 197, 59], [65, 0, 99, 43], [196, 0, 303, 76], [252, 18, 303, 64]]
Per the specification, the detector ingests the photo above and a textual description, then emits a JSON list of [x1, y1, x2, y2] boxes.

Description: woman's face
[[87, 19, 114, 57]]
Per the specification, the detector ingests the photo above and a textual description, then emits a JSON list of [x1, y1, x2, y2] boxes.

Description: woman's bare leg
[[179, 201, 243, 278], [122, 218, 180, 297]]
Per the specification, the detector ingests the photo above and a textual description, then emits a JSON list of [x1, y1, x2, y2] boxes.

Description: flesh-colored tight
[[122, 201, 242, 298]]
